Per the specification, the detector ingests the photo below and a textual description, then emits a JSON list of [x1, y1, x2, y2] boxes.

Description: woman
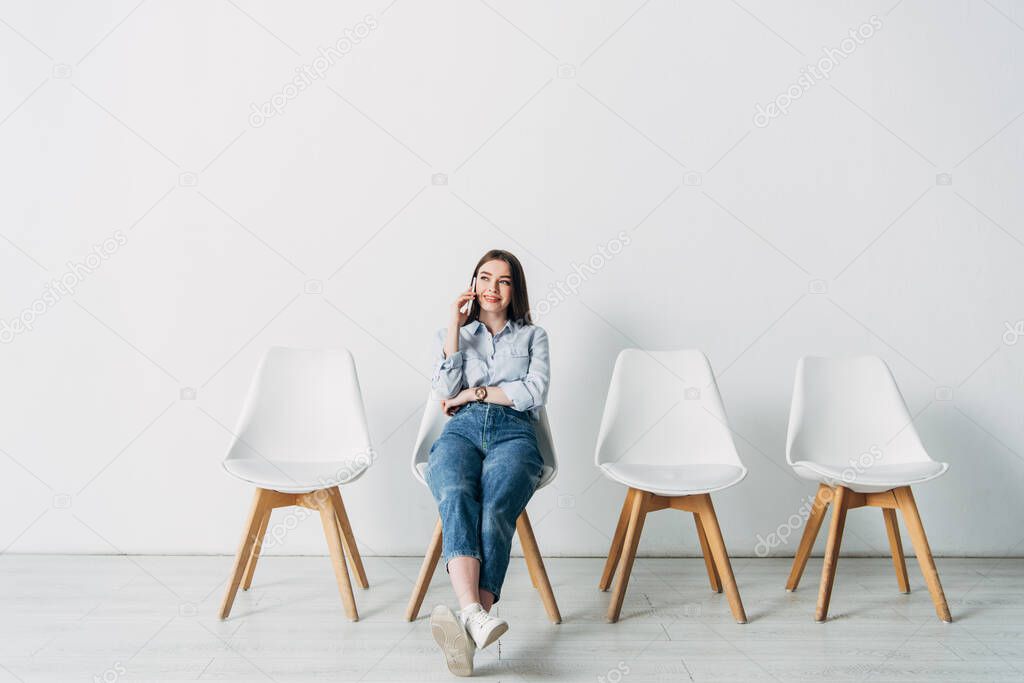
[[425, 249, 550, 677]]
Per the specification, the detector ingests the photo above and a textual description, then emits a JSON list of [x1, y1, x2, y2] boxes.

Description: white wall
[[2, 0, 1022, 558]]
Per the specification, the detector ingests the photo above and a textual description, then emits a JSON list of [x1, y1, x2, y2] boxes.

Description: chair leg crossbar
[[786, 483, 951, 623], [219, 483, 950, 626], [404, 510, 562, 624], [600, 487, 747, 624], [220, 486, 369, 621]]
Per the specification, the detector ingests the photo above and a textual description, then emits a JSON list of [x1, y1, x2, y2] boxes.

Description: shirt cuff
[[499, 380, 534, 412], [438, 350, 464, 370]]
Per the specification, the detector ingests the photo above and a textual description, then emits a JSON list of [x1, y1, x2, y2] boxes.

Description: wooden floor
[[1, 555, 1022, 681]]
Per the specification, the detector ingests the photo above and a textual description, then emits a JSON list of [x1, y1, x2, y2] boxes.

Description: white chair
[[595, 349, 748, 623], [404, 392, 561, 623], [219, 347, 375, 621], [784, 355, 951, 622]]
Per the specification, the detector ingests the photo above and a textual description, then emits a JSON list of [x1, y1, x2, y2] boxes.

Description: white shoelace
[[463, 608, 494, 631]]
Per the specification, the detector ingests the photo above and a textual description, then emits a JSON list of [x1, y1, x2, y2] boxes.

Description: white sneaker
[[430, 604, 475, 677], [459, 603, 509, 650]]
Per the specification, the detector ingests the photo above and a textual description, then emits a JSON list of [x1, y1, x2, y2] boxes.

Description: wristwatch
[[474, 386, 488, 402]]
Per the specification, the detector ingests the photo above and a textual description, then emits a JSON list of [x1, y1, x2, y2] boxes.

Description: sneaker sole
[[430, 606, 474, 677]]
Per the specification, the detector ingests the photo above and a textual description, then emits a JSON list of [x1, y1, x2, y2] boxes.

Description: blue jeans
[[424, 401, 545, 603]]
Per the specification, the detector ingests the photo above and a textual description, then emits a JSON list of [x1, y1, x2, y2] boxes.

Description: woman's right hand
[[450, 286, 476, 327]]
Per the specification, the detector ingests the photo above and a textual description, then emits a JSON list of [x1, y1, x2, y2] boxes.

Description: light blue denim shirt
[[431, 319, 550, 419]]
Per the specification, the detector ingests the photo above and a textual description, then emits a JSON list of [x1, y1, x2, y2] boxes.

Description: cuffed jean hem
[[479, 582, 502, 603], [442, 551, 483, 573]]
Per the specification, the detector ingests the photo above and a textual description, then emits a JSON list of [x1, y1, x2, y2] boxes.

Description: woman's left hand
[[441, 389, 473, 416]]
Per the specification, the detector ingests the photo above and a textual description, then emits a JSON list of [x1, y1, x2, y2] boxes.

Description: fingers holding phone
[[451, 276, 476, 326]]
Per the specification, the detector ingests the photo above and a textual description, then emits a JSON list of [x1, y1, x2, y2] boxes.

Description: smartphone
[[459, 276, 476, 315]]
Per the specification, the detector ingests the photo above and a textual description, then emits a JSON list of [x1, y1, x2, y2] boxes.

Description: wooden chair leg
[[241, 506, 271, 591], [317, 495, 358, 621], [786, 484, 831, 591], [816, 485, 849, 622], [694, 512, 722, 593], [327, 487, 369, 589], [695, 495, 747, 624], [515, 519, 540, 590], [607, 489, 649, 623], [523, 536, 540, 589], [516, 511, 562, 624], [882, 507, 910, 594], [405, 518, 443, 621], [599, 489, 635, 591], [894, 486, 951, 622], [220, 489, 272, 619]]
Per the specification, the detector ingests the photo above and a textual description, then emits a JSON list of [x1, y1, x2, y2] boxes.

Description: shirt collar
[[467, 318, 517, 338]]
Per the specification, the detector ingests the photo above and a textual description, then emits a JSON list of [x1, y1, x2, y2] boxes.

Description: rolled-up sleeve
[[431, 327, 465, 399], [499, 326, 549, 412]]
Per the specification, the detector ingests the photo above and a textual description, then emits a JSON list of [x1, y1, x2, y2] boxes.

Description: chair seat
[[223, 458, 369, 494], [599, 462, 747, 496], [413, 462, 556, 489], [790, 460, 948, 493]]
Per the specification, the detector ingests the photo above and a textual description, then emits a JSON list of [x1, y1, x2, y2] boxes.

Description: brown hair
[[467, 249, 532, 325]]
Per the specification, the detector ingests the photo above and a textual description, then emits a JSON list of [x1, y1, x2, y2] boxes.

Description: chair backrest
[[594, 349, 742, 468], [410, 391, 558, 488], [786, 355, 931, 468], [225, 347, 373, 467]]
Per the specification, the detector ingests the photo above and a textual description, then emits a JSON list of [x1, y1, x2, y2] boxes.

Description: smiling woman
[[422, 249, 550, 677]]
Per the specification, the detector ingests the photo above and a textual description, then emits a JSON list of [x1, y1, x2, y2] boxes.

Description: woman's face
[[475, 259, 513, 315]]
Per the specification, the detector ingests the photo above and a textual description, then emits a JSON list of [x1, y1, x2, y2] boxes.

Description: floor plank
[[0, 556, 1021, 681]]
